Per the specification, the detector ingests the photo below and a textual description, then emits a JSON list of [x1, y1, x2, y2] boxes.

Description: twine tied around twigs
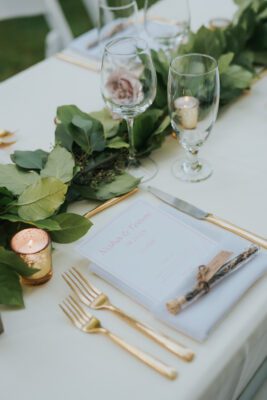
[[166, 247, 259, 315]]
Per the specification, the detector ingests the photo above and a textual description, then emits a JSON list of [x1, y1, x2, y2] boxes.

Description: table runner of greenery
[[0, 0, 266, 307]]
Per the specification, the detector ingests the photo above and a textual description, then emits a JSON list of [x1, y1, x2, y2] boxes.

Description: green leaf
[[0, 266, 24, 306], [56, 105, 88, 125], [55, 123, 73, 151], [0, 247, 39, 307], [133, 108, 163, 151], [0, 164, 40, 195], [218, 52, 235, 73], [107, 137, 129, 149], [190, 26, 226, 59], [71, 115, 106, 154], [10, 149, 48, 170], [0, 214, 61, 231], [0, 187, 15, 211], [41, 145, 75, 183], [0, 247, 38, 277], [95, 173, 140, 200], [17, 177, 67, 221], [221, 64, 254, 89], [49, 213, 92, 243], [90, 109, 121, 138]]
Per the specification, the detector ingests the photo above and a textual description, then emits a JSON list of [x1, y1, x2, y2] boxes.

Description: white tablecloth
[[1, 1, 267, 399]]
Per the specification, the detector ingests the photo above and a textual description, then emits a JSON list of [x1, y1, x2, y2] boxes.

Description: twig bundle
[[167, 245, 259, 315]]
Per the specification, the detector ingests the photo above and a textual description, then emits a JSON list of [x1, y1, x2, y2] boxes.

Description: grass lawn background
[[0, 0, 93, 82]]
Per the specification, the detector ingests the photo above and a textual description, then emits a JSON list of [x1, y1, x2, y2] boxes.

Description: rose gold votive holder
[[11, 228, 52, 286]]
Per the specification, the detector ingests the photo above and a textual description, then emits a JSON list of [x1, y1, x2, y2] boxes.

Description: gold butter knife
[[55, 52, 100, 73], [84, 188, 139, 219], [148, 186, 267, 249]]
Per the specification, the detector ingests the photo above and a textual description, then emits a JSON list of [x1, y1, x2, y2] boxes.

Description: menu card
[[76, 200, 221, 309]]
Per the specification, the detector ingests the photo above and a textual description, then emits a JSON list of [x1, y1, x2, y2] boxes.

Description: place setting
[[1, 0, 267, 396]]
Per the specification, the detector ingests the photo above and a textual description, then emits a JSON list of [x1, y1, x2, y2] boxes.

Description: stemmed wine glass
[[168, 53, 220, 182], [144, 0, 190, 57], [101, 37, 158, 182], [98, 0, 139, 47]]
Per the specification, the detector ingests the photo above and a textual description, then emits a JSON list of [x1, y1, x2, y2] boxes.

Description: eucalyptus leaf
[[17, 177, 67, 221], [0, 164, 40, 195], [10, 149, 48, 170], [49, 213, 92, 243], [41, 145, 75, 183]]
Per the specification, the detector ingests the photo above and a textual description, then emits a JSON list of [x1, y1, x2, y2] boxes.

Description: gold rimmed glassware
[[101, 36, 158, 182], [168, 53, 220, 182]]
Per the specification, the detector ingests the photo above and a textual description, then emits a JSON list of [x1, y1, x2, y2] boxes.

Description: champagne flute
[[168, 53, 220, 182], [101, 37, 158, 182], [144, 0, 190, 56]]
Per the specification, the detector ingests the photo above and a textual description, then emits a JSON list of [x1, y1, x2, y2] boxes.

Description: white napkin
[[69, 23, 143, 61], [153, 205, 267, 341]]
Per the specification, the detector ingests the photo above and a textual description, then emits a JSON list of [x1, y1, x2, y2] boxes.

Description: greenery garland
[[0, 0, 267, 308]]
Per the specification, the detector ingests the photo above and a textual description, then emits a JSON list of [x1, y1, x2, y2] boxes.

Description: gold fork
[[63, 268, 194, 362], [60, 295, 177, 380]]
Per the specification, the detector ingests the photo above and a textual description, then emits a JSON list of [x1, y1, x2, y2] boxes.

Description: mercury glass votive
[[11, 228, 52, 285]]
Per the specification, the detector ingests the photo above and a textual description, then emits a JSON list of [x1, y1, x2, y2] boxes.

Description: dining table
[[1, 0, 267, 399]]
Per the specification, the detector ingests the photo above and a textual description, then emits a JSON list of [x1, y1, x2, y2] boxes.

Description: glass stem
[[185, 147, 201, 171], [126, 117, 140, 168]]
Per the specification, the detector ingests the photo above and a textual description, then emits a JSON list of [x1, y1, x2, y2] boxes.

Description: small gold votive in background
[[11, 228, 52, 286], [209, 18, 231, 30]]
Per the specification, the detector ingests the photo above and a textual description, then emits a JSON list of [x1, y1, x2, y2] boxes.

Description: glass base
[[172, 158, 213, 182], [21, 270, 53, 286], [126, 157, 158, 183]]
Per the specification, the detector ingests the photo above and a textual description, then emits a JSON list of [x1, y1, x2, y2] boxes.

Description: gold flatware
[[60, 295, 177, 380], [63, 268, 194, 362], [0, 130, 16, 148], [55, 52, 100, 73], [0, 129, 14, 138], [83, 188, 139, 219], [149, 186, 267, 250]]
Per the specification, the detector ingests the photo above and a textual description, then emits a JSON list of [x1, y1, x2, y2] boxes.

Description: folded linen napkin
[[153, 205, 267, 341]]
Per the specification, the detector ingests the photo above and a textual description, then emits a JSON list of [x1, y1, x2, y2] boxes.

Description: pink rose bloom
[[106, 69, 144, 106]]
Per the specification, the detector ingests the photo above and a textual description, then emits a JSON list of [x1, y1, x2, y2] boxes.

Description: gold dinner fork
[[60, 295, 177, 380], [63, 268, 195, 362]]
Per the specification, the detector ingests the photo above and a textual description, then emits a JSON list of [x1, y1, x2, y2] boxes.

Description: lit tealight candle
[[11, 228, 52, 286], [174, 96, 199, 130]]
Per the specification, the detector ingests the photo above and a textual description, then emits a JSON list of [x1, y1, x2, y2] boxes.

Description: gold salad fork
[[63, 268, 195, 362], [60, 295, 177, 380]]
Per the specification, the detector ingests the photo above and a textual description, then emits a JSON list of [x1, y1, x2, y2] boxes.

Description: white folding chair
[[0, 0, 73, 57], [81, 0, 99, 26]]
